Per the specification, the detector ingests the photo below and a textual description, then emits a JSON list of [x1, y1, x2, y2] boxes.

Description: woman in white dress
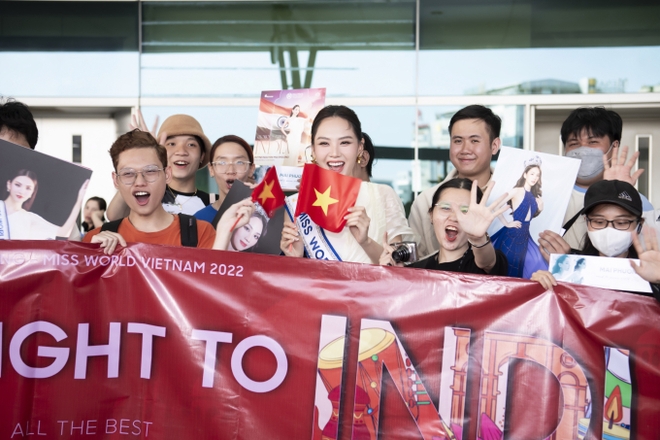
[[1, 169, 88, 240], [283, 105, 308, 166], [280, 105, 413, 264]]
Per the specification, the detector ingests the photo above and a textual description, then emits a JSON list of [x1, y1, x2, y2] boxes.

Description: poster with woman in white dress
[[253, 88, 326, 167], [0, 139, 91, 240]]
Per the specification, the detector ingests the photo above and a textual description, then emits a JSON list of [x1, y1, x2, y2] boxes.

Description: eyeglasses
[[586, 217, 637, 231], [433, 202, 468, 214], [210, 160, 251, 173], [116, 166, 164, 185]]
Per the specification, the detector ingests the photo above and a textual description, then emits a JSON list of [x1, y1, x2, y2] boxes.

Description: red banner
[[1, 241, 659, 440]]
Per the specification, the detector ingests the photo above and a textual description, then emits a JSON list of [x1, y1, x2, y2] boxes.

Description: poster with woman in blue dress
[[488, 147, 580, 279]]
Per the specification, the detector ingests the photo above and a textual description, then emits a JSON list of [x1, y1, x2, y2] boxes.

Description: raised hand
[[130, 108, 159, 139], [603, 145, 644, 185], [630, 228, 660, 283], [457, 180, 510, 242]]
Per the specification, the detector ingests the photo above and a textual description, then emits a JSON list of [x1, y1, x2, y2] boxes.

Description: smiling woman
[[1, 169, 88, 240], [281, 105, 414, 264], [381, 178, 509, 275]]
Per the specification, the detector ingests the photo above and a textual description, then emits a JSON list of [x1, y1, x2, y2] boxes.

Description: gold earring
[[357, 156, 362, 164]]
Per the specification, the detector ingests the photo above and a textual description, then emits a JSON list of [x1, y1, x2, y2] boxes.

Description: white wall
[[34, 117, 119, 216]]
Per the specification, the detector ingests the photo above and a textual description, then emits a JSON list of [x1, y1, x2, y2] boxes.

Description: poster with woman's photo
[[549, 253, 652, 293], [253, 87, 326, 168], [486, 147, 580, 278], [211, 180, 284, 255], [0, 139, 91, 240]]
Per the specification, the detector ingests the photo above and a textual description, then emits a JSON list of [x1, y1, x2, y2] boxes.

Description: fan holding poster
[[0, 139, 91, 240], [487, 147, 580, 279], [253, 88, 326, 190]]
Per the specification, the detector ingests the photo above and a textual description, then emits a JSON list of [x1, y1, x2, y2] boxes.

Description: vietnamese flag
[[251, 166, 286, 218], [294, 163, 361, 233]]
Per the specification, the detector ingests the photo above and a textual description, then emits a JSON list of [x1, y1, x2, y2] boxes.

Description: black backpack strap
[[101, 219, 123, 233], [178, 214, 198, 247]]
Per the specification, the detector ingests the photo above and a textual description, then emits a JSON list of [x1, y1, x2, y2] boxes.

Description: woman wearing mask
[[532, 180, 660, 299], [280, 105, 413, 264]]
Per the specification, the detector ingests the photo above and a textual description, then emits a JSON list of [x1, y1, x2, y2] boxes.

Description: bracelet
[[468, 233, 490, 249]]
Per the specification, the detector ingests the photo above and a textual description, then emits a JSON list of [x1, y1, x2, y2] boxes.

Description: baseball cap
[[563, 180, 642, 232]]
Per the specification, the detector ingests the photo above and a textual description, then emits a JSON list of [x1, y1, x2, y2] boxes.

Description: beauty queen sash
[[0, 201, 10, 240], [284, 195, 341, 261]]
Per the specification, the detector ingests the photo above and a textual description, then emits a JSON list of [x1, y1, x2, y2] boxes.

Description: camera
[[391, 242, 417, 263]]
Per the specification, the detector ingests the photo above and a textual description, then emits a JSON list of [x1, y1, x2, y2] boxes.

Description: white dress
[[8, 209, 60, 240], [288, 182, 414, 263]]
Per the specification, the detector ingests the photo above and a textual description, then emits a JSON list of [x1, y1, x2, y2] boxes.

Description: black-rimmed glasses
[[586, 217, 637, 230]]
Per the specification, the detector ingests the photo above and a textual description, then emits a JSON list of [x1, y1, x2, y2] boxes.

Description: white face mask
[[566, 146, 608, 180], [587, 227, 633, 257]]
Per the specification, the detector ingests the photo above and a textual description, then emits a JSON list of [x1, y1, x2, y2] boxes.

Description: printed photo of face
[[7, 175, 36, 207], [230, 214, 265, 251]]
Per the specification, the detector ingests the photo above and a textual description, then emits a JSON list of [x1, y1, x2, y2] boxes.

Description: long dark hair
[[362, 132, 375, 178], [514, 164, 542, 198], [311, 105, 362, 144], [4, 169, 38, 211], [428, 178, 483, 214], [289, 105, 300, 117]]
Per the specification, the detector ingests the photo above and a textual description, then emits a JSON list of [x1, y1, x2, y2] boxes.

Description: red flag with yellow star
[[251, 166, 285, 217], [294, 163, 361, 233]]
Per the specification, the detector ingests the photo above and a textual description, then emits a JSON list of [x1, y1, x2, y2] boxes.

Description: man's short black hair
[[0, 99, 38, 149], [448, 105, 501, 143], [560, 107, 622, 146]]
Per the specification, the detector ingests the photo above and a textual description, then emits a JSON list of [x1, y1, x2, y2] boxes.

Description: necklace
[[167, 185, 198, 211]]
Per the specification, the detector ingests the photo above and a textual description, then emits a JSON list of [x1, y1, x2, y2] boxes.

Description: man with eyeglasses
[[106, 114, 218, 221], [538, 107, 657, 257], [83, 130, 254, 252]]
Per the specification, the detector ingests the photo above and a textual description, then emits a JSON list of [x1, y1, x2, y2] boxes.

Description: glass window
[[141, 1, 416, 97], [0, 1, 138, 51], [419, 0, 660, 95]]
